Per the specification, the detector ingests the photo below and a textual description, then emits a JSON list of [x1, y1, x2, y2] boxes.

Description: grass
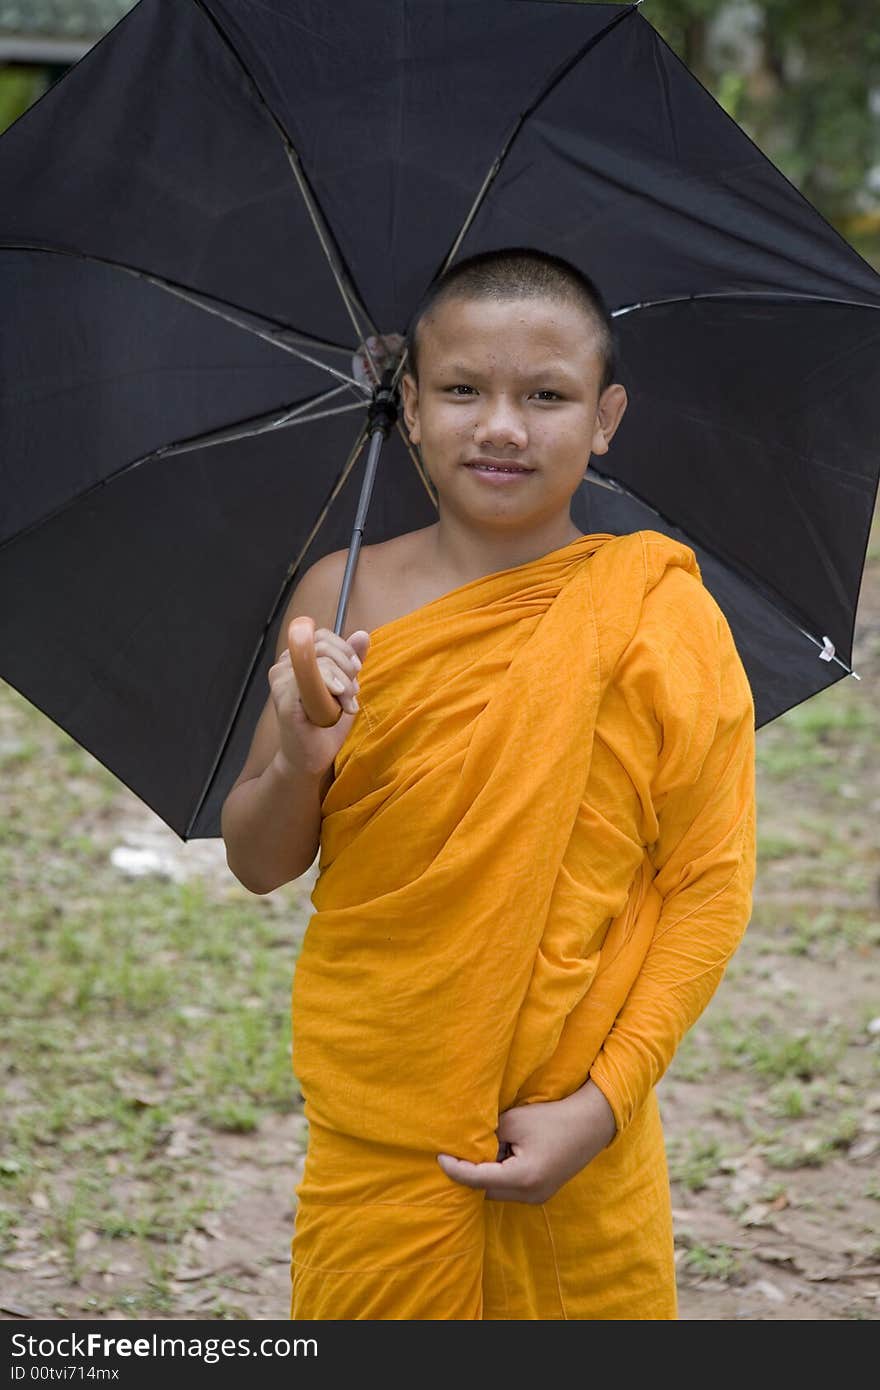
[[755, 679, 878, 793], [679, 1242, 744, 1283], [1, 682, 306, 1300], [668, 1133, 725, 1192], [760, 1120, 857, 1172], [706, 1013, 848, 1083]]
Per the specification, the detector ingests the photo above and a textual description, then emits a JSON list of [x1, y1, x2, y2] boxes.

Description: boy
[[220, 248, 757, 1320]]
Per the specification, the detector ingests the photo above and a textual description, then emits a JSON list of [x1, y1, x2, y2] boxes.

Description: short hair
[[404, 247, 617, 392]]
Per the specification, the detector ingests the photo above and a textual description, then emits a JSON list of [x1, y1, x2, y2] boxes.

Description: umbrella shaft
[[334, 424, 386, 635]]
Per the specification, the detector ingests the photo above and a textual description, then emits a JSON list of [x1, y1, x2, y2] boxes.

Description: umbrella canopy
[[1, 0, 878, 839]]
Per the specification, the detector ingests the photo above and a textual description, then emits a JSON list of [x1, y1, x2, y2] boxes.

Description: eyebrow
[[436, 361, 585, 381]]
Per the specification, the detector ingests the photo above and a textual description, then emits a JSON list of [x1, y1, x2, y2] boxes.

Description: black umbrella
[[1, 0, 878, 839]]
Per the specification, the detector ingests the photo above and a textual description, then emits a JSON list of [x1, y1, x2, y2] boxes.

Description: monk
[[220, 247, 757, 1320]]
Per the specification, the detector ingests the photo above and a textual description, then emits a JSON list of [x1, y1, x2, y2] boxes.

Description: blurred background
[[1, 0, 878, 1323]]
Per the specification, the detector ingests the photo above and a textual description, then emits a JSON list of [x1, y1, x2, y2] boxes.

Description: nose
[[473, 394, 528, 451]]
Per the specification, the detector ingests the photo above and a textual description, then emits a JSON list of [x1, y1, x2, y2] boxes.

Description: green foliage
[[0, 66, 47, 133], [637, 1, 880, 231]]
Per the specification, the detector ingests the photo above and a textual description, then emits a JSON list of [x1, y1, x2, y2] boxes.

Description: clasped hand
[[436, 1080, 616, 1205]]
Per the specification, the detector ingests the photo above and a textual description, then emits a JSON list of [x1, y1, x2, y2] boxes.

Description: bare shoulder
[[302, 527, 439, 638], [273, 549, 347, 659], [277, 527, 438, 652]]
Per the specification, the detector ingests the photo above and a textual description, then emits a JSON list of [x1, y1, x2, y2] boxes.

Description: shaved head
[[405, 247, 617, 392]]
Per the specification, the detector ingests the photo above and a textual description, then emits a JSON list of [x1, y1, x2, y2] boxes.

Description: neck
[[426, 514, 586, 586]]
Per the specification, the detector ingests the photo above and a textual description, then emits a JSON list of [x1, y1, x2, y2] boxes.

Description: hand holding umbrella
[[272, 621, 369, 768]]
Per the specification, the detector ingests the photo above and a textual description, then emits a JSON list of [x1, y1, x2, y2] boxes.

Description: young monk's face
[[401, 295, 627, 530]]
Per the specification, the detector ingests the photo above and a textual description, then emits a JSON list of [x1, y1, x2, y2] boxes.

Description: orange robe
[[289, 529, 757, 1319]]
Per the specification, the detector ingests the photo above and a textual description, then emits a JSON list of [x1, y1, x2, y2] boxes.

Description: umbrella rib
[[395, 420, 439, 511], [581, 468, 861, 679], [434, 1, 644, 282], [0, 385, 356, 557], [184, 422, 370, 839], [611, 290, 880, 317], [0, 240, 365, 392], [264, 398, 367, 428], [188, 0, 381, 381], [158, 387, 365, 457], [282, 147, 381, 382]]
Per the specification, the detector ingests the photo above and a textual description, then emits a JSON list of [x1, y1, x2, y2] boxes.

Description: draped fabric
[[289, 530, 757, 1319]]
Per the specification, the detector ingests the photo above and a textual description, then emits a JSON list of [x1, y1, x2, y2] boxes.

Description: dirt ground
[[2, 507, 878, 1324]]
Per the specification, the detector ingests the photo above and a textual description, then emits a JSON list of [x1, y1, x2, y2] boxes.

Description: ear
[[401, 372, 421, 445], [590, 384, 628, 456]]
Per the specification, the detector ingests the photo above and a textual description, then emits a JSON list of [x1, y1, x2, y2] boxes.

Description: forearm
[[222, 751, 331, 894], [566, 1077, 618, 1152], [589, 800, 756, 1132]]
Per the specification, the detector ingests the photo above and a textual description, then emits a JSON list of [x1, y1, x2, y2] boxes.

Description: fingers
[[311, 629, 371, 715], [436, 1154, 500, 1188], [274, 628, 362, 711], [268, 648, 293, 685], [323, 667, 359, 714], [436, 1153, 523, 1198], [313, 628, 363, 677], [437, 1151, 546, 1204], [274, 626, 370, 717], [269, 643, 357, 716]]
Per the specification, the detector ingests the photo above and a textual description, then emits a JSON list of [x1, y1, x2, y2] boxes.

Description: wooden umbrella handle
[[287, 615, 342, 728]]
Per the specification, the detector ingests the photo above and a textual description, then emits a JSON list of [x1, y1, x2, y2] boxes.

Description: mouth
[[463, 458, 535, 476]]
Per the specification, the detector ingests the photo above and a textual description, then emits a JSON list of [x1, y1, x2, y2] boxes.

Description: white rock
[[110, 846, 175, 879]]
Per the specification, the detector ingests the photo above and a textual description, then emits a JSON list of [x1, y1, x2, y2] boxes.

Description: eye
[[533, 390, 562, 402], [446, 384, 476, 396]]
